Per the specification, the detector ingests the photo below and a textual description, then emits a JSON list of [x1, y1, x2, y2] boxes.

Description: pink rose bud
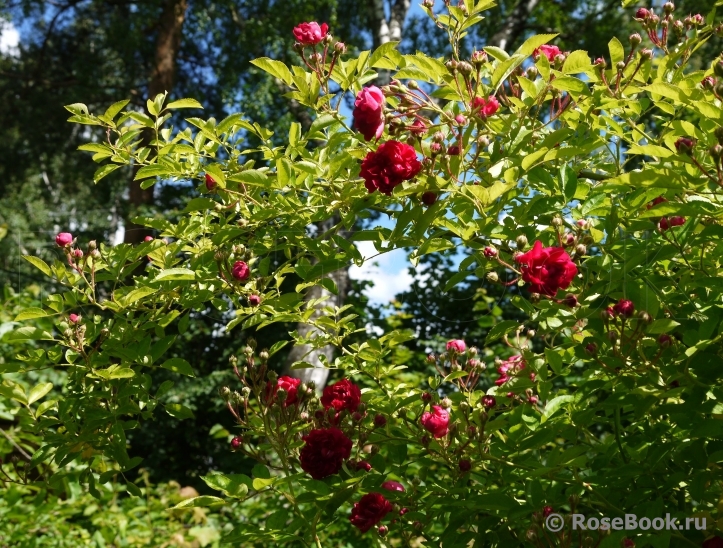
[[482, 395, 496, 409], [381, 481, 405, 492], [533, 44, 562, 62], [292, 21, 329, 46], [334, 41, 347, 54], [669, 216, 685, 227], [454, 114, 467, 126], [528, 395, 539, 405], [55, 232, 73, 247], [471, 50, 488, 65], [231, 261, 250, 281], [248, 294, 261, 306], [69, 314, 81, 324], [144, 235, 154, 242], [230, 436, 242, 450], [378, 525, 389, 537], [399, 507, 409, 515], [446, 339, 466, 353], [420, 405, 450, 438], [374, 414, 387, 427], [691, 14, 704, 26], [543, 506, 554, 517], [647, 196, 667, 209], [483, 246, 498, 258], [529, 372, 536, 382], [73, 249, 83, 258], [634, 7, 650, 20], [421, 392, 432, 403], [459, 459, 471, 472], [430, 142, 442, 155], [447, 144, 461, 156], [205, 173, 216, 190], [585, 342, 597, 355]]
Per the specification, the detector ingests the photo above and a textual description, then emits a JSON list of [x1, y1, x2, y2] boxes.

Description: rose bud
[[374, 414, 387, 427], [564, 233, 576, 246], [422, 191, 438, 206], [446, 339, 466, 353], [381, 480, 405, 492], [334, 41, 347, 54], [482, 395, 496, 409], [584, 342, 597, 355], [445, 59, 459, 71], [205, 173, 216, 190], [231, 260, 250, 281], [459, 459, 472, 472], [640, 48, 653, 60], [248, 294, 261, 306], [663, 1, 674, 14], [421, 392, 432, 403], [528, 395, 539, 405], [563, 293, 578, 307], [608, 331, 619, 343], [430, 142, 442, 155], [629, 33, 642, 46], [72, 248, 83, 259], [613, 298, 635, 318], [144, 235, 154, 243], [674, 137, 695, 155], [516, 234, 528, 249], [454, 114, 467, 126], [440, 397, 453, 409], [378, 525, 389, 537], [483, 246, 498, 258], [447, 144, 461, 155], [634, 7, 650, 20], [427, 353, 436, 362], [471, 50, 487, 65], [638, 310, 652, 323], [457, 61, 473, 74], [230, 436, 242, 450], [658, 334, 673, 348], [55, 232, 73, 247]]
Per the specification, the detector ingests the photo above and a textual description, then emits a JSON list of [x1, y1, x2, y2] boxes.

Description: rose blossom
[[471, 96, 500, 117], [349, 493, 393, 533], [446, 339, 466, 353], [231, 260, 250, 281], [266, 375, 302, 407], [420, 405, 450, 438], [292, 22, 329, 45], [299, 428, 352, 479], [353, 86, 385, 141], [533, 45, 562, 62], [514, 240, 578, 296], [360, 140, 422, 195], [496, 355, 525, 386], [381, 480, 405, 492], [55, 232, 73, 247], [321, 378, 361, 414]]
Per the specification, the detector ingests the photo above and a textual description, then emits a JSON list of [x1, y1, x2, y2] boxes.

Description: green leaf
[[161, 358, 195, 377], [561, 50, 592, 74], [201, 472, 250, 498], [102, 99, 130, 121], [22, 256, 52, 277], [369, 41, 400, 67], [94, 164, 122, 183], [171, 496, 225, 509], [28, 383, 53, 405], [608, 37, 624, 66], [7, 327, 54, 341], [166, 403, 195, 420], [166, 98, 204, 110], [155, 268, 196, 281], [647, 319, 680, 334], [14, 308, 49, 321], [485, 320, 519, 345], [134, 164, 173, 181], [491, 54, 525, 91], [250, 57, 293, 86]]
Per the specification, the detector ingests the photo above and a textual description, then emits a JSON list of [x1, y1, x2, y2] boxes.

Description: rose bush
[[5, 0, 723, 546]]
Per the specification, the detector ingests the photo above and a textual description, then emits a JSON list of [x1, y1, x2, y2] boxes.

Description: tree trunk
[[488, 0, 540, 49], [369, 0, 411, 85], [124, 0, 188, 245]]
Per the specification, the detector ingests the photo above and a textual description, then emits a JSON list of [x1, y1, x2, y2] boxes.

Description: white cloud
[[349, 241, 415, 305], [0, 22, 19, 56]]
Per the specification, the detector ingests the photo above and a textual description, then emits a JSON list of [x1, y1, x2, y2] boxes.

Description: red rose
[[266, 375, 302, 407], [292, 22, 329, 45], [55, 232, 73, 247], [613, 298, 635, 318], [420, 405, 449, 438], [231, 260, 250, 281], [513, 240, 577, 296], [471, 96, 500, 117], [533, 44, 562, 62], [321, 378, 361, 414], [349, 492, 393, 533], [360, 140, 422, 195], [704, 538, 723, 548], [299, 428, 352, 479], [482, 395, 496, 408], [381, 480, 405, 492], [353, 86, 385, 141]]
